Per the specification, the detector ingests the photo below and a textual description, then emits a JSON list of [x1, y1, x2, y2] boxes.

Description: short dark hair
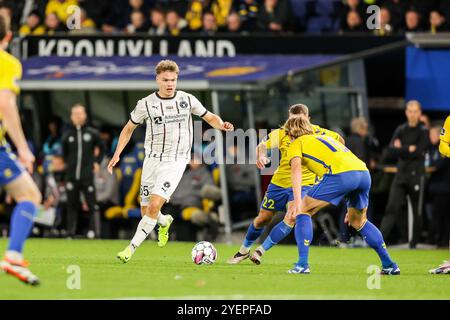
[[288, 104, 309, 116], [0, 13, 10, 40]]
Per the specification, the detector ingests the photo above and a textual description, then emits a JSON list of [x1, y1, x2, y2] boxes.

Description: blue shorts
[[0, 147, 24, 186], [307, 171, 371, 210], [261, 183, 312, 212]]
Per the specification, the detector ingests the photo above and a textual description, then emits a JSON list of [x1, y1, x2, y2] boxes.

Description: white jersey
[[130, 90, 208, 163]]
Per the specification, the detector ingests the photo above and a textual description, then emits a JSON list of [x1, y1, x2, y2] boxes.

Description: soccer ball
[[191, 241, 217, 265]]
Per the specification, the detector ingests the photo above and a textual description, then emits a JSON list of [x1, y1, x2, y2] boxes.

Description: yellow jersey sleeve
[[439, 116, 450, 157], [311, 124, 341, 142], [262, 129, 282, 150], [287, 137, 303, 164], [0, 51, 22, 95]]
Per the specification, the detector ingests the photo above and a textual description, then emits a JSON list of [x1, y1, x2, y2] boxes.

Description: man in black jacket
[[62, 104, 104, 238], [380, 100, 430, 248]]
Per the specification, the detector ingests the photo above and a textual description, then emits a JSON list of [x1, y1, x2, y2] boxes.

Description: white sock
[[239, 245, 250, 255], [157, 212, 169, 227], [130, 215, 157, 253], [5, 250, 23, 263], [255, 246, 265, 255]]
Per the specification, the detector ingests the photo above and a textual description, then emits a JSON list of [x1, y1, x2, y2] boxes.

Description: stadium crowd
[[0, 0, 449, 36]]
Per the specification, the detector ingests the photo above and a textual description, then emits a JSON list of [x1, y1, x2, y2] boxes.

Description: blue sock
[[295, 214, 313, 267], [242, 223, 265, 249], [261, 221, 293, 251], [8, 201, 38, 253], [358, 221, 394, 268]]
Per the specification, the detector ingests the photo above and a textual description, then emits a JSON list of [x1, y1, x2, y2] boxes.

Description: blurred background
[[0, 0, 449, 251]]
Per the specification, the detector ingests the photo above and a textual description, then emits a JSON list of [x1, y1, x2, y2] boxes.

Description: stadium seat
[[289, 0, 307, 19], [306, 16, 332, 34], [315, 0, 335, 16]]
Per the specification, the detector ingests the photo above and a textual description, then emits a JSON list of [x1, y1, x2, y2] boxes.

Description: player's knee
[[348, 213, 366, 230], [254, 214, 272, 227], [284, 215, 295, 226], [147, 202, 161, 216]]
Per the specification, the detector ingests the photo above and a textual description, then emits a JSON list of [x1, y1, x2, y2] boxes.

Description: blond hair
[[350, 117, 368, 134], [283, 114, 314, 139], [155, 59, 179, 75], [288, 104, 309, 117]]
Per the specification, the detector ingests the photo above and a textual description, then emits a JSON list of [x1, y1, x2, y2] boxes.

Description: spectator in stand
[[226, 11, 245, 33], [19, 10, 45, 36], [185, 0, 206, 32], [257, 0, 293, 32], [209, 0, 234, 28], [429, 10, 449, 33], [340, 10, 366, 32], [339, 0, 367, 31], [409, 0, 440, 22], [380, 0, 408, 30], [148, 6, 166, 35], [126, 10, 148, 34], [201, 11, 218, 35], [403, 9, 423, 32], [166, 9, 188, 36], [157, 0, 188, 17], [68, 8, 97, 34], [374, 7, 394, 36], [78, 0, 110, 30], [233, 0, 260, 32], [45, 0, 79, 23], [44, 12, 66, 34], [441, 0, 450, 28]]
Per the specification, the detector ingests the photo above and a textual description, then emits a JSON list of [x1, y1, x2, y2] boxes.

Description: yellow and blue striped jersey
[[287, 134, 367, 177], [439, 116, 450, 157], [262, 124, 342, 188], [0, 50, 22, 146]]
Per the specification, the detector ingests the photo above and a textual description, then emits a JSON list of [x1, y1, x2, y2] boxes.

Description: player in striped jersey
[[109, 60, 234, 263]]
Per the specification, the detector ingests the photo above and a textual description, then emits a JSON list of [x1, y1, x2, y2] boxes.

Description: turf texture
[[0, 239, 449, 300]]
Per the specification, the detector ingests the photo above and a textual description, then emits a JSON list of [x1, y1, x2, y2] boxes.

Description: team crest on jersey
[[68, 136, 75, 143], [441, 128, 446, 136], [179, 101, 188, 109], [163, 181, 171, 188]]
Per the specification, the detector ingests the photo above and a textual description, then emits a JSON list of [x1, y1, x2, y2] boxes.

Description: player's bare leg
[[228, 209, 275, 264], [1, 173, 42, 285], [117, 194, 170, 262]]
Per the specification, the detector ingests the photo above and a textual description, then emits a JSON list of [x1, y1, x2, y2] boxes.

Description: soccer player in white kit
[[108, 60, 234, 262]]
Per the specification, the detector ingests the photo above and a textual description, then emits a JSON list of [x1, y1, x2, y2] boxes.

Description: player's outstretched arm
[[202, 112, 234, 131], [107, 120, 138, 174], [0, 90, 35, 172]]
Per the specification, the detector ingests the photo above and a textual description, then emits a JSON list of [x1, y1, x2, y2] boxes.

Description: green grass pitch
[[1, 239, 449, 299]]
